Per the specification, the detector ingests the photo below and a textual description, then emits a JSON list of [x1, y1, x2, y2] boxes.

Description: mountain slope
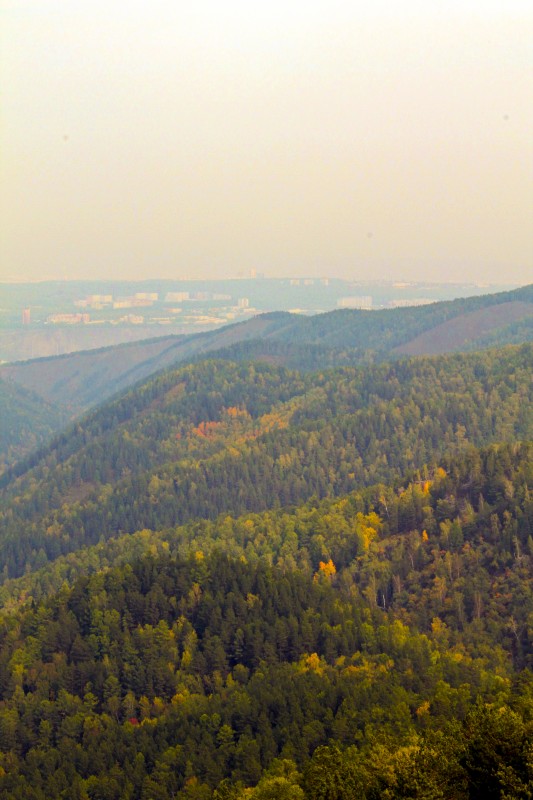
[[0, 344, 530, 581], [395, 300, 533, 356], [0, 377, 68, 475], [0, 314, 295, 415], [1, 441, 531, 648]]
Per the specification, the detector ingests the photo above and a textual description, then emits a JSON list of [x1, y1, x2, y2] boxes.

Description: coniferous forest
[[0, 329, 531, 797]]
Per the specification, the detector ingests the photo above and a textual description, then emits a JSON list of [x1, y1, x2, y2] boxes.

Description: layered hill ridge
[[0, 314, 295, 415], [0, 343, 531, 581], [1, 283, 531, 419]]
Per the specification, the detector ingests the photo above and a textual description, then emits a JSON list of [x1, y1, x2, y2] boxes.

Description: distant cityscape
[[13, 276, 472, 332], [36, 290, 435, 329], [1, 276, 518, 364], [43, 290, 256, 328]]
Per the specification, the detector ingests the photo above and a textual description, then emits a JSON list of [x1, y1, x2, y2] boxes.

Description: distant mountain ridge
[[1, 283, 531, 419]]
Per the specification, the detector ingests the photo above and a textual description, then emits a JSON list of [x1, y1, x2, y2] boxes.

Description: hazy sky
[[1, 1, 532, 284]]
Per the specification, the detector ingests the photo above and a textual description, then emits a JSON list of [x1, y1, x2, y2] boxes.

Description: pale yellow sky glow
[[1, 1, 532, 283]]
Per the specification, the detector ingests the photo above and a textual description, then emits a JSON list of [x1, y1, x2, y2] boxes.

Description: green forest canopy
[[0, 340, 531, 798]]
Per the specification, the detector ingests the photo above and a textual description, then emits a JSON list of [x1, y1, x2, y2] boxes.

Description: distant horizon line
[[0, 276, 522, 288]]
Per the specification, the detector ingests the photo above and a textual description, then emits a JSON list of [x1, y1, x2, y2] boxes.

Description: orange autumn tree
[[314, 559, 336, 581]]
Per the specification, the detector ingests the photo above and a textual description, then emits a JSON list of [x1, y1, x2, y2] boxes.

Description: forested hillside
[[0, 378, 68, 476], [0, 345, 531, 580], [0, 329, 531, 798], [0, 442, 530, 798]]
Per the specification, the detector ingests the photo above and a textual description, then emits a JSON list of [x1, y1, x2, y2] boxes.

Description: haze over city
[[1, 0, 532, 285]]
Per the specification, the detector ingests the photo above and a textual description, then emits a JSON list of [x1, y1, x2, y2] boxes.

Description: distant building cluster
[[47, 313, 90, 324], [164, 291, 231, 303], [118, 315, 144, 324], [134, 293, 158, 301], [113, 299, 155, 309], [76, 293, 159, 310], [165, 292, 190, 302], [75, 294, 113, 309], [61, 288, 258, 330]]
